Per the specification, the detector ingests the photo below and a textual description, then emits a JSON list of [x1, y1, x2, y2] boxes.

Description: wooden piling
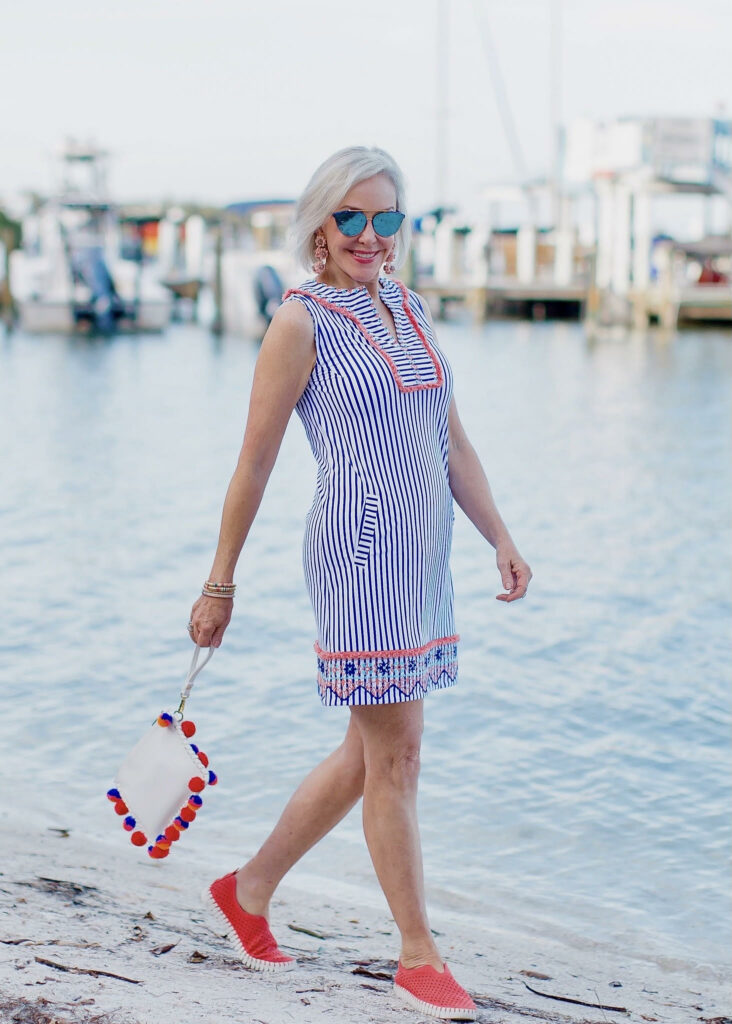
[[211, 224, 223, 336]]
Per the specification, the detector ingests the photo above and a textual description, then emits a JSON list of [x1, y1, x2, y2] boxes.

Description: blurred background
[[1, 0, 730, 981]]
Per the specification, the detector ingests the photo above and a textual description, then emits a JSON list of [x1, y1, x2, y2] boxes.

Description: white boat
[[10, 142, 171, 334], [218, 199, 300, 337]]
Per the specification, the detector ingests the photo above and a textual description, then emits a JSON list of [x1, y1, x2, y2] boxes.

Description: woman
[[189, 146, 532, 1021]]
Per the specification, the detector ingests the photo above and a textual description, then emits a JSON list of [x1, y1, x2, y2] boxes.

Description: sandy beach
[[1, 814, 729, 1024]]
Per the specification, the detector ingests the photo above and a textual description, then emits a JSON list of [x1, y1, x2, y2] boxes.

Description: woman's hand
[[496, 542, 532, 602], [189, 595, 233, 648]]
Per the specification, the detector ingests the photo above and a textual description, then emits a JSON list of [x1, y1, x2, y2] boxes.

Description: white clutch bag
[[106, 645, 218, 859]]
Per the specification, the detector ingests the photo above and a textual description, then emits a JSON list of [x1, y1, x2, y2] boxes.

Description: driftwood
[[33, 955, 140, 985], [522, 979, 627, 1012], [287, 923, 331, 939], [149, 942, 178, 956], [351, 966, 392, 981]]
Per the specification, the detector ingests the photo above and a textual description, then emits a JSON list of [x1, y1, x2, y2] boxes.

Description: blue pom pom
[[107, 788, 121, 800], [189, 794, 203, 806], [156, 834, 165, 843], [189, 743, 199, 754], [124, 815, 136, 828], [160, 712, 173, 722], [175, 816, 189, 830], [208, 770, 217, 785]]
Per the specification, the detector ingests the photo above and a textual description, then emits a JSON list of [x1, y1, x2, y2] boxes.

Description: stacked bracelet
[[202, 580, 236, 599]]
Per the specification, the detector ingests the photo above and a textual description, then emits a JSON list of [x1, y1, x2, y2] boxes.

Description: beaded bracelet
[[201, 589, 234, 600], [203, 581, 235, 596]]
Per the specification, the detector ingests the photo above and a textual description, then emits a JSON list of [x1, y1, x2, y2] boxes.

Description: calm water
[[1, 312, 730, 971]]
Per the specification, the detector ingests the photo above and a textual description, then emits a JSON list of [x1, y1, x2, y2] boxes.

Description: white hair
[[291, 146, 411, 273]]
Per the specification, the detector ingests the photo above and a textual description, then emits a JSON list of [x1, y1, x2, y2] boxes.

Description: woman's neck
[[317, 266, 381, 301]]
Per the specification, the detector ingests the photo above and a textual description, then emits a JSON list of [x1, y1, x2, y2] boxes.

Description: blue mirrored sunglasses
[[332, 209, 405, 238]]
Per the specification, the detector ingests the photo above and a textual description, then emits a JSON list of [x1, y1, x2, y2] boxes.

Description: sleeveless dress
[[282, 276, 459, 706]]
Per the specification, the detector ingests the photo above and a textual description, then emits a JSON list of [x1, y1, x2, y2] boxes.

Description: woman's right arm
[[190, 299, 315, 647]]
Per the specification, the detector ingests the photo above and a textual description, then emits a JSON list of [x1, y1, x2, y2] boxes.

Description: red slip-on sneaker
[[394, 961, 478, 1020], [201, 870, 295, 972]]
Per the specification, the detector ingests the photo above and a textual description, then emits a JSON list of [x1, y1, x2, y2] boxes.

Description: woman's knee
[[350, 702, 424, 789], [365, 737, 423, 789]]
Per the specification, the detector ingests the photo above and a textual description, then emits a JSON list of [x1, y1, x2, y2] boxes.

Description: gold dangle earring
[[313, 233, 328, 274]]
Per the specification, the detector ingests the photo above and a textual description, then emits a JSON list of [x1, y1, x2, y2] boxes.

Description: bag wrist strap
[[177, 644, 214, 715]]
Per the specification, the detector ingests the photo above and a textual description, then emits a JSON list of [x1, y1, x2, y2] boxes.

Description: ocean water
[[1, 312, 730, 972]]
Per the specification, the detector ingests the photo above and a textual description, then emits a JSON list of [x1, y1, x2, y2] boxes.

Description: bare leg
[[235, 717, 365, 918], [350, 701, 443, 971]]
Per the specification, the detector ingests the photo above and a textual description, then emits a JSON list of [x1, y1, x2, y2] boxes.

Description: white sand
[[1, 815, 729, 1024]]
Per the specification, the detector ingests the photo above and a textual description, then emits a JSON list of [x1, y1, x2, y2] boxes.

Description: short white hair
[[291, 146, 412, 273]]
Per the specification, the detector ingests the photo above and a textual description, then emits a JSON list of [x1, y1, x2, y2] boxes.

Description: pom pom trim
[[107, 709, 218, 860]]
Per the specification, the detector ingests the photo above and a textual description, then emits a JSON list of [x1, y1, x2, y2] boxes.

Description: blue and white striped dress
[[282, 276, 459, 706]]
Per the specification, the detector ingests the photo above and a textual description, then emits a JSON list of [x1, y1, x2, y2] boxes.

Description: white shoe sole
[[200, 885, 296, 973], [394, 981, 478, 1020]]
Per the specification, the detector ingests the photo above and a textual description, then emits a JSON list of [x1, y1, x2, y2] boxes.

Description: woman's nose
[[357, 220, 379, 244]]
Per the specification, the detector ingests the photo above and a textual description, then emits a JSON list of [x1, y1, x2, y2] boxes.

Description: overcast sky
[[2, 0, 730, 213]]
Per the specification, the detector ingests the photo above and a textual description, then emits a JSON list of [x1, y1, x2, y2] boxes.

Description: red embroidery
[[314, 634, 460, 661], [282, 281, 444, 393]]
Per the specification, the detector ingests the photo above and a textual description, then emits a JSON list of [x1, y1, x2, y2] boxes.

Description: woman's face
[[319, 172, 398, 287]]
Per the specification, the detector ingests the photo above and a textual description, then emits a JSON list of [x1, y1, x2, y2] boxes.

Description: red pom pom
[[189, 776, 205, 793], [181, 720, 196, 738], [149, 846, 169, 859], [164, 826, 179, 842], [180, 806, 196, 822], [131, 831, 147, 846], [197, 751, 209, 767], [123, 821, 134, 831], [114, 800, 128, 815]]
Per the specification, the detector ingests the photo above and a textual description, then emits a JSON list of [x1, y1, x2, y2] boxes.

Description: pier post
[[516, 225, 536, 283], [611, 184, 632, 296], [631, 188, 652, 327], [595, 178, 614, 291], [0, 227, 17, 324], [211, 224, 223, 336]]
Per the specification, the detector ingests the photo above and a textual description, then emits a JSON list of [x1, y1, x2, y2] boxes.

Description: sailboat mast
[[550, 0, 563, 226], [436, 0, 449, 208]]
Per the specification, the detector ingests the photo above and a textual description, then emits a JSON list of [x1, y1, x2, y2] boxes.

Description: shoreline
[[1, 817, 729, 1024]]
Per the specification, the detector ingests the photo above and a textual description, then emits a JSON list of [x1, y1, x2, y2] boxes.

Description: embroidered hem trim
[[315, 636, 459, 705], [282, 281, 443, 393]]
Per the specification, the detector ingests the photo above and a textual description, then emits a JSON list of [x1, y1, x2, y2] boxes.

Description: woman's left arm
[[447, 395, 532, 602]]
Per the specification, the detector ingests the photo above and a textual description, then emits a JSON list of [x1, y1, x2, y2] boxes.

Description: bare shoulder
[[267, 296, 315, 340], [256, 297, 316, 369]]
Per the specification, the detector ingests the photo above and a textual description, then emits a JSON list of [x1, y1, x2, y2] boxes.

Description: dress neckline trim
[[283, 279, 443, 394], [302, 276, 389, 297]]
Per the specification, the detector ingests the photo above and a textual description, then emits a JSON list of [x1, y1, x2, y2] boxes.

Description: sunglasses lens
[[333, 211, 367, 236], [372, 211, 405, 237]]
